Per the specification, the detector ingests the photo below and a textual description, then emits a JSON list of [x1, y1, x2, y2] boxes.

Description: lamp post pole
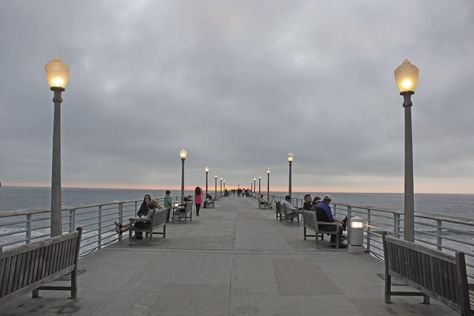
[[253, 178, 256, 198], [288, 152, 294, 198], [215, 176, 218, 200], [179, 149, 187, 204], [45, 57, 69, 237], [205, 167, 209, 207], [258, 177, 261, 198], [394, 59, 419, 242], [266, 169, 270, 203], [403, 92, 415, 242], [50, 88, 64, 237], [220, 178, 223, 198]]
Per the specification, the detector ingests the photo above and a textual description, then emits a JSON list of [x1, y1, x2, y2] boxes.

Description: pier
[[1, 196, 457, 315]]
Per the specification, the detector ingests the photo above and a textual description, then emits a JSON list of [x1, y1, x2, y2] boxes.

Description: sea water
[[1, 187, 473, 220]]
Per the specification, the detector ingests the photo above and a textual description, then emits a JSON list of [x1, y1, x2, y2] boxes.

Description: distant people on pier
[[115, 194, 162, 239], [314, 195, 347, 248], [194, 187, 203, 216], [164, 190, 172, 222], [303, 194, 313, 210], [282, 195, 299, 220]]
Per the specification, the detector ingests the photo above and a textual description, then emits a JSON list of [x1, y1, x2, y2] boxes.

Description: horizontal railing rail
[[0, 195, 180, 257], [269, 194, 474, 284]]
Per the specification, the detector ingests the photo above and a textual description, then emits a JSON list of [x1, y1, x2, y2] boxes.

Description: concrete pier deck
[[2, 197, 456, 315]]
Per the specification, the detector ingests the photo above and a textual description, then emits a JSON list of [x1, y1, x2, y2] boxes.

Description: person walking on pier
[[164, 190, 172, 222], [194, 186, 203, 216]]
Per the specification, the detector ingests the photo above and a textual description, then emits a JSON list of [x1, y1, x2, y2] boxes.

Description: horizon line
[[2, 185, 473, 195]]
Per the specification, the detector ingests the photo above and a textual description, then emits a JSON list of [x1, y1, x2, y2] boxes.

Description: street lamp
[[45, 57, 69, 237], [220, 177, 223, 198], [179, 149, 187, 203], [266, 168, 271, 204], [394, 59, 419, 242], [204, 167, 209, 207], [215, 175, 218, 200], [288, 152, 294, 198], [253, 178, 256, 198]]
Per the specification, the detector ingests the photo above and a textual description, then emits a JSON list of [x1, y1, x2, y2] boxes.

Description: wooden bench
[[173, 202, 193, 222], [129, 209, 166, 243], [302, 210, 341, 248], [205, 198, 215, 208], [275, 201, 300, 224], [0, 227, 83, 303], [382, 232, 473, 315]]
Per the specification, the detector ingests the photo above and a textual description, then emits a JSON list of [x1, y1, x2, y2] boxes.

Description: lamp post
[[223, 180, 226, 195], [266, 168, 270, 203], [220, 177, 223, 198], [288, 152, 294, 198], [45, 57, 69, 237], [394, 59, 419, 242], [258, 177, 261, 198], [204, 167, 209, 207], [215, 175, 218, 200], [253, 178, 256, 198], [179, 149, 187, 204]]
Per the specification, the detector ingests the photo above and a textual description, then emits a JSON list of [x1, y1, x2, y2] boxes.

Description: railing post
[[26, 214, 32, 244], [98, 205, 102, 249], [69, 209, 76, 233], [393, 213, 400, 238], [366, 209, 371, 252], [436, 219, 442, 251], [333, 204, 337, 217], [134, 201, 138, 216], [118, 202, 124, 241], [347, 206, 352, 242]]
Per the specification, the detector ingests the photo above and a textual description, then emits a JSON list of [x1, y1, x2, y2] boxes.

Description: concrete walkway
[[2, 197, 456, 315]]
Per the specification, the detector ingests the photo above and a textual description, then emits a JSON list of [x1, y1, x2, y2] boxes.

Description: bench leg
[[304, 226, 307, 240], [32, 289, 40, 298], [71, 269, 77, 299], [163, 224, 166, 238], [422, 295, 430, 304], [384, 272, 392, 304]]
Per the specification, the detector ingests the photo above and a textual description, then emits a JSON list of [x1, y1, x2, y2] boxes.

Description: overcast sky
[[1, 1, 473, 193]]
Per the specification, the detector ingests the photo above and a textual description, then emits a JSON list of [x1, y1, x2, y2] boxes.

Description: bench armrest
[[469, 283, 474, 291]]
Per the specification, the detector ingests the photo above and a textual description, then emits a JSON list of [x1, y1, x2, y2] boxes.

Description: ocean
[[1, 186, 473, 220]]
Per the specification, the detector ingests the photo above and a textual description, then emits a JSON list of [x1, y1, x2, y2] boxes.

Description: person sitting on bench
[[314, 195, 347, 248], [115, 194, 161, 239], [282, 195, 298, 220]]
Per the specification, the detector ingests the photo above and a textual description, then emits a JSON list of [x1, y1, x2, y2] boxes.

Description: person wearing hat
[[315, 195, 347, 248]]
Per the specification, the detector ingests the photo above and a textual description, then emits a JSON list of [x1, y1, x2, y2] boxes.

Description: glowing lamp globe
[[394, 59, 419, 93], [45, 57, 69, 89], [288, 152, 294, 162], [205, 167, 209, 172], [179, 149, 187, 160]]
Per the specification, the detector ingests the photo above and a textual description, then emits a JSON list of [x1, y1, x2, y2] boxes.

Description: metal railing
[[270, 194, 474, 284], [0, 195, 180, 257]]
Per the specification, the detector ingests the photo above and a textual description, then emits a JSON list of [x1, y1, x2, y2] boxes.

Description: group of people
[[115, 186, 213, 239], [283, 194, 348, 248]]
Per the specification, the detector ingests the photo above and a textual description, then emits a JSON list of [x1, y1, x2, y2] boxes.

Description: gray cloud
[[1, 0, 473, 193]]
